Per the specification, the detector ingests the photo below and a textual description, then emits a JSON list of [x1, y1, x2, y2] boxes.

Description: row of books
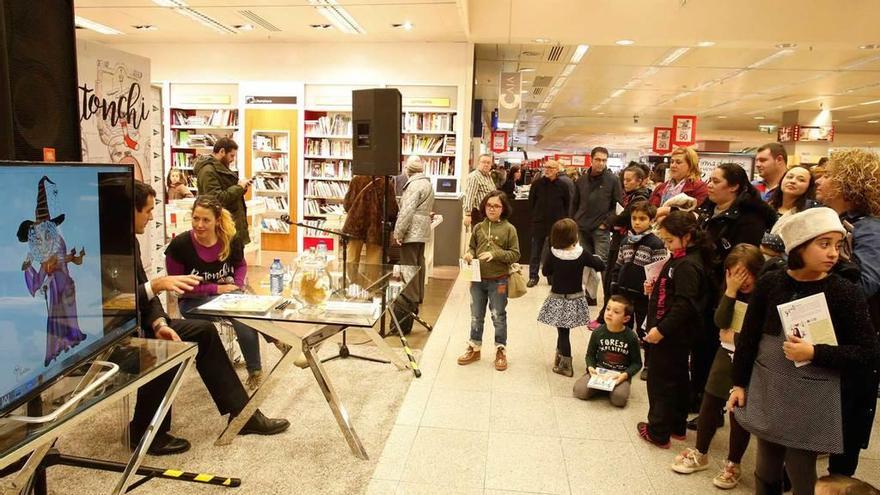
[[305, 138, 352, 158], [253, 156, 288, 173], [261, 218, 290, 234], [305, 180, 347, 198], [303, 199, 345, 216], [171, 152, 197, 169], [171, 109, 238, 127], [402, 112, 455, 133], [301, 219, 328, 238], [253, 176, 287, 191], [263, 196, 289, 212], [305, 115, 351, 136], [417, 157, 456, 176], [306, 160, 351, 179], [402, 135, 451, 155], [253, 134, 289, 152], [175, 131, 217, 148]]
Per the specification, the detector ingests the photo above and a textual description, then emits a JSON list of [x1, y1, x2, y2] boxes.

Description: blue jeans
[[469, 277, 509, 348], [579, 228, 611, 299], [179, 297, 264, 373], [529, 235, 549, 280]]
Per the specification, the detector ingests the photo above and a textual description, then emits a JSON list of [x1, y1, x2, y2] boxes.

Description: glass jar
[[291, 251, 332, 314]]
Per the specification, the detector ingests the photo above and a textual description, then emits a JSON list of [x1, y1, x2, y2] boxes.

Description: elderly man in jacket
[[394, 156, 435, 303], [527, 160, 570, 287]]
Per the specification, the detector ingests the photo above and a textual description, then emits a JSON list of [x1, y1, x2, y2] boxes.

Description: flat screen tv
[[0, 163, 139, 416]]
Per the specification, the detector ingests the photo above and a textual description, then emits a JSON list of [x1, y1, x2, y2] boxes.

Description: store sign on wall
[[180, 94, 230, 105], [498, 71, 522, 124], [672, 115, 697, 146], [491, 130, 508, 152], [403, 97, 450, 108], [777, 125, 834, 142], [245, 95, 298, 105]]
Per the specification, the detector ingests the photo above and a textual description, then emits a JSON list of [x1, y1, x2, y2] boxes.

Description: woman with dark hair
[[690, 163, 778, 410], [501, 165, 520, 197], [729, 208, 879, 494], [768, 165, 818, 218], [457, 191, 520, 372]]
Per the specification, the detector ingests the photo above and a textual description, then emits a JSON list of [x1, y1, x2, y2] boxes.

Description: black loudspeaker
[[352, 88, 401, 176], [0, 0, 81, 161]]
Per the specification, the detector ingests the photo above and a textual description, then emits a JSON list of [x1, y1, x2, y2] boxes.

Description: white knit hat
[[775, 207, 846, 254], [405, 155, 424, 174]]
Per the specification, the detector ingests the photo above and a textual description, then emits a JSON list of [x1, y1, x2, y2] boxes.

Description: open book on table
[[198, 294, 283, 314], [587, 368, 621, 392], [776, 292, 837, 367]]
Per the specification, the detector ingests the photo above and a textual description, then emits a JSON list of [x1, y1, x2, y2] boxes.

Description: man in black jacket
[[194, 137, 251, 245], [130, 181, 288, 456], [527, 160, 570, 286], [572, 147, 622, 305]]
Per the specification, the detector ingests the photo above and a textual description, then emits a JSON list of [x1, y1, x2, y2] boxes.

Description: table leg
[[0, 443, 53, 495], [362, 327, 409, 370], [112, 354, 195, 495], [303, 342, 369, 460]]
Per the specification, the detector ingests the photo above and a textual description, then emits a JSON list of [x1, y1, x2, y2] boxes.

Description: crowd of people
[[459, 145, 880, 494]]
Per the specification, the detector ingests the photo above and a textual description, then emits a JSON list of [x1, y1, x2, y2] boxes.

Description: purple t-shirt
[[165, 231, 247, 296]]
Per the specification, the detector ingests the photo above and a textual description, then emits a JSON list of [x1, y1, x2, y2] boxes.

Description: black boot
[[236, 410, 290, 436]]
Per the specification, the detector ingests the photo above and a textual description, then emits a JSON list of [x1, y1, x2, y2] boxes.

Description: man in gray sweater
[[572, 147, 622, 305]]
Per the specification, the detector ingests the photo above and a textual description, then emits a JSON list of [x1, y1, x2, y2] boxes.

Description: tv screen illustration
[[0, 163, 139, 416]]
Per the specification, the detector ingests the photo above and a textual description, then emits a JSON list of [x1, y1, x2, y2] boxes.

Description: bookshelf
[[251, 129, 291, 235], [301, 110, 352, 249], [168, 107, 240, 192]]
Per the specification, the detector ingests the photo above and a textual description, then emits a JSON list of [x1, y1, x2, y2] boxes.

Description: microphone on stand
[[279, 214, 294, 225]]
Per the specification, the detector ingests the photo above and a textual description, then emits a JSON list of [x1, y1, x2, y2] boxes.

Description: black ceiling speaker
[[0, 0, 81, 161], [352, 88, 401, 176]]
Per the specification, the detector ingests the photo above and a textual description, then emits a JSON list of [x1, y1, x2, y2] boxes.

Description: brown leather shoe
[[494, 347, 508, 371], [457, 346, 481, 365]]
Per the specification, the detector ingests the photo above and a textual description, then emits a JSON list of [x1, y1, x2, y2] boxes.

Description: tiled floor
[[366, 274, 880, 495]]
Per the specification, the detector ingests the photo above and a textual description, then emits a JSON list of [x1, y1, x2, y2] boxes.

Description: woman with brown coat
[[342, 175, 399, 265]]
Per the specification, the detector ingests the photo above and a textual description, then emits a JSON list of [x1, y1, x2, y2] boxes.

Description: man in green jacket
[[194, 137, 252, 245]]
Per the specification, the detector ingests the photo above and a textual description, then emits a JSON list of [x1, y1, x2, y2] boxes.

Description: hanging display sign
[[571, 155, 587, 166], [778, 124, 834, 143], [671, 115, 697, 146], [554, 154, 573, 166], [497, 71, 522, 125], [653, 127, 673, 153], [491, 130, 508, 152]]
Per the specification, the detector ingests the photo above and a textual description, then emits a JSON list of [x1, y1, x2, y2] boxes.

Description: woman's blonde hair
[[192, 195, 237, 261], [825, 149, 880, 216], [670, 146, 701, 181]]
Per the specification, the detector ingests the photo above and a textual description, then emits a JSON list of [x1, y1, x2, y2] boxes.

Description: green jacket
[[468, 218, 520, 279], [194, 155, 250, 245]]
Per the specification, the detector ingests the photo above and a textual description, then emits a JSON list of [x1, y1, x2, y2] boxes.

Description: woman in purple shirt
[[165, 195, 268, 389]]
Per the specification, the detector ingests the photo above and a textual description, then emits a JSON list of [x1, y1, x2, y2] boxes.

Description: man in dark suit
[[131, 181, 289, 456]]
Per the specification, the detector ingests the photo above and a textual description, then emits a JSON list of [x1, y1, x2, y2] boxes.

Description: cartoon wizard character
[[17, 176, 87, 366]]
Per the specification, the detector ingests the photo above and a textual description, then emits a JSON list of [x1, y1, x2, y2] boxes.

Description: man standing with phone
[[195, 137, 251, 245]]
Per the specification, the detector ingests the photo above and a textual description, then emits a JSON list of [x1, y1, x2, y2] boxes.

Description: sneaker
[[587, 320, 601, 331], [640, 368, 648, 381], [671, 447, 710, 474], [245, 369, 263, 390], [457, 346, 481, 366], [637, 422, 670, 449], [526, 278, 538, 288], [712, 461, 741, 489], [494, 347, 508, 371]]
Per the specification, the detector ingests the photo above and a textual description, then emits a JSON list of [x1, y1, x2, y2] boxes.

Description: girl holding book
[[638, 211, 712, 448], [537, 218, 605, 377], [729, 207, 880, 495], [670, 244, 763, 489]]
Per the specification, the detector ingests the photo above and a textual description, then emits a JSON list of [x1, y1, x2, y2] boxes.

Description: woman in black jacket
[[501, 165, 520, 197], [689, 163, 778, 412]]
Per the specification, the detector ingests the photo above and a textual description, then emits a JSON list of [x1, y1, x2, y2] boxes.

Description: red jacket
[[649, 178, 709, 208]]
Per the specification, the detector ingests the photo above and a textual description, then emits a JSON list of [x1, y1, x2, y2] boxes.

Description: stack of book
[[305, 114, 351, 136], [305, 138, 352, 157], [402, 135, 446, 154], [306, 160, 351, 179], [305, 180, 347, 198]]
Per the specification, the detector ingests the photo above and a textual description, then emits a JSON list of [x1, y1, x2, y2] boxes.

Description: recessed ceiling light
[[754, 116, 765, 120], [696, 41, 715, 47], [392, 21, 413, 30], [74, 16, 123, 35], [232, 24, 254, 31], [616, 39, 635, 46], [775, 43, 797, 49], [133, 24, 158, 31], [717, 115, 727, 119], [869, 120, 880, 123], [534, 38, 551, 44], [860, 44, 880, 50], [597, 112, 605, 115], [310, 23, 332, 29], [518, 67, 536, 72]]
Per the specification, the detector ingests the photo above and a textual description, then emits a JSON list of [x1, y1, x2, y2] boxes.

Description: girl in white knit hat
[[728, 207, 880, 495]]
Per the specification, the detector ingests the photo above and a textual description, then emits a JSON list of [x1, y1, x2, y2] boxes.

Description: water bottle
[[316, 241, 328, 261], [270, 258, 284, 296]]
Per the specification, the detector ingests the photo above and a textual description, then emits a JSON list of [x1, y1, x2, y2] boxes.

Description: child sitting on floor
[[573, 295, 642, 407]]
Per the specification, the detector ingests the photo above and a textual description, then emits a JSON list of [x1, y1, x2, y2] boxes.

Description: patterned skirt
[[537, 293, 590, 329]]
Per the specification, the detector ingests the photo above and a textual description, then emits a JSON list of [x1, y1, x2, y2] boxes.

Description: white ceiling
[[74, 0, 880, 152]]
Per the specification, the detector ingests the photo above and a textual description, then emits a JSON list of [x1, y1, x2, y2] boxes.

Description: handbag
[[507, 263, 527, 298]]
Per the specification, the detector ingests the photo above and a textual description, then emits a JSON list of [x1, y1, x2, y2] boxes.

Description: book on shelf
[[253, 133, 289, 152], [402, 135, 446, 154], [261, 218, 290, 234], [305, 138, 352, 157], [305, 114, 352, 136], [417, 156, 455, 176], [303, 199, 345, 216], [171, 109, 239, 127], [587, 368, 621, 392], [253, 155, 289, 173], [305, 180, 347, 198], [262, 196, 289, 211], [306, 160, 351, 179], [443, 135, 457, 154], [253, 176, 287, 192], [301, 219, 330, 238], [171, 151, 197, 169], [402, 112, 455, 133]]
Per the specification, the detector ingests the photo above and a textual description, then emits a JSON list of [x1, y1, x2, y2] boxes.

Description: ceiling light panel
[[610, 89, 626, 98], [657, 47, 690, 66], [74, 16, 123, 35], [570, 45, 589, 63], [308, 0, 365, 34], [748, 49, 794, 69], [560, 64, 576, 77], [152, 0, 236, 34]]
